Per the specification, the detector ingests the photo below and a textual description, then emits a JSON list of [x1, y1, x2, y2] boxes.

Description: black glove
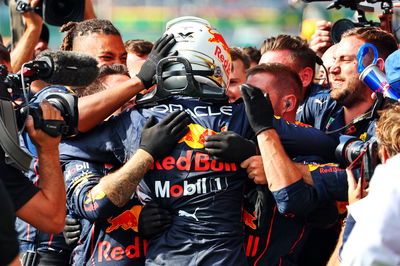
[[240, 84, 274, 135], [204, 131, 257, 163], [138, 202, 172, 239], [63, 216, 81, 246], [139, 110, 190, 160], [136, 34, 176, 89]]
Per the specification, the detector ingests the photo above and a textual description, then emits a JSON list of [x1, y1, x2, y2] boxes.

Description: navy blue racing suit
[[60, 96, 338, 265], [63, 160, 147, 265]]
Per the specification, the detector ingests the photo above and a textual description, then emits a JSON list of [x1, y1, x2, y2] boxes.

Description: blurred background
[[0, 0, 397, 49]]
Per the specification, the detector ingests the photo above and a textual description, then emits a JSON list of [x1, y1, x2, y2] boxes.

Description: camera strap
[[0, 99, 32, 172]]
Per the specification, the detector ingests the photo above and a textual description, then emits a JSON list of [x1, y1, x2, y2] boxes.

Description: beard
[[330, 78, 365, 107]]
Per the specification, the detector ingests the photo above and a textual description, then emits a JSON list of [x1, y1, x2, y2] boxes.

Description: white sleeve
[[341, 156, 400, 266]]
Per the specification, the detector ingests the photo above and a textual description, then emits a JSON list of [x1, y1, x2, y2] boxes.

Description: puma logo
[[315, 99, 324, 107], [178, 207, 200, 221]]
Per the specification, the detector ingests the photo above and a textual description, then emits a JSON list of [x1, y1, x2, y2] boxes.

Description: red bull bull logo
[[106, 205, 143, 233], [206, 26, 231, 77], [243, 210, 257, 230], [179, 123, 224, 149], [207, 26, 230, 54]]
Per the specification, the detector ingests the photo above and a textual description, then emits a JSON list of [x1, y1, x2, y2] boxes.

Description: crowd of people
[[1, 0, 400, 265]]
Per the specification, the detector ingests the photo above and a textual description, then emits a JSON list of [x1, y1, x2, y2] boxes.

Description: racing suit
[[60, 96, 338, 265], [63, 160, 147, 265]]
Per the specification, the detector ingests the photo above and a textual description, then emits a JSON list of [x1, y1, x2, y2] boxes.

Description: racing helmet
[[136, 16, 231, 105], [163, 16, 231, 93]]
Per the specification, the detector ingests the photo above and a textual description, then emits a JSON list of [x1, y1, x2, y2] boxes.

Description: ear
[[376, 58, 385, 72], [298, 66, 313, 88], [281, 94, 297, 114]]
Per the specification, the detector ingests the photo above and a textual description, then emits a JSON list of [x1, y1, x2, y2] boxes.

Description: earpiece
[[316, 55, 330, 87], [315, 55, 324, 66]]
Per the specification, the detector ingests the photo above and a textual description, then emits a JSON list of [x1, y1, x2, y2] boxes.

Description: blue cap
[[385, 50, 400, 92]]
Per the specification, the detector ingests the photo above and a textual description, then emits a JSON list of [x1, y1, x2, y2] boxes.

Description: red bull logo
[[179, 123, 224, 149], [97, 236, 147, 262], [207, 26, 230, 54], [243, 210, 257, 230], [106, 205, 143, 233], [307, 163, 342, 173], [149, 150, 237, 172], [206, 26, 231, 77]]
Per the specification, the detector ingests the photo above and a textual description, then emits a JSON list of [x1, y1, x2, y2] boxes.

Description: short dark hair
[[124, 39, 153, 57], [247, 63, 303, 105], [241, 46, 261, 65], [230, 47, 251, 70], [342, 27, 398, 60], [77, 64, 129, 97], [0, 43, 10, 63], [60, 19, 121, 51], [261, 34, 317, 72], [40, 24, 50, 44]]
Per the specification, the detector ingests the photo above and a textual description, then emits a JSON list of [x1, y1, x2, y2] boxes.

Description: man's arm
[[257, 129, 303, 191], [77, 34, 176, 132], [93, 149, 153, 207], [77, 77, 144, 132], [82, 110, 190, 208], [16, 101, 65, 234], [241, 84, 319, 216], [10, 0, 43, 72]]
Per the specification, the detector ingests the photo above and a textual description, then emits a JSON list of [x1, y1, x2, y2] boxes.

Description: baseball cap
[[385, 49, 400, 92]]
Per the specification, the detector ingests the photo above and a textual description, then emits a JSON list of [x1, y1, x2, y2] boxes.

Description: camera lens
[[331, 19, 356, 44]]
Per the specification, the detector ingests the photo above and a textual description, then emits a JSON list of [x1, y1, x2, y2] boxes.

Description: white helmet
[[163, 16, 231, 92]]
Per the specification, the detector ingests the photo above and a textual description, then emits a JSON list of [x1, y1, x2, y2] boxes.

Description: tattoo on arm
[[100, 151, 153, 207]]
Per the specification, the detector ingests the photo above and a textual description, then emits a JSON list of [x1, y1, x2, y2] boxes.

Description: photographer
[[341, 103, 400, 265], [10, 0, 44, 73], [3, 101, 65, 233], [0, 100, 65, 264]]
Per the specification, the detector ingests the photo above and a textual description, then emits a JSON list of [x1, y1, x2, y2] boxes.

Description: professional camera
[[302, 0, 394, 43], [335, 135, 380, 181], [0, 65, 78, 138], [14, 0, 85, 26]]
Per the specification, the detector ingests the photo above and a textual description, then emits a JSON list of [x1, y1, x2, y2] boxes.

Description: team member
[[60, 16, 339, 265], [240, 26, 398, 265], [226, 47, 251, 103], [64, 110, 189, 265]]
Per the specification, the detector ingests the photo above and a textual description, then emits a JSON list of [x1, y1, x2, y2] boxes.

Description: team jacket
[[60, 96, 339, 265], [303, 99, 376, 203], [63, 160, 147, 265]]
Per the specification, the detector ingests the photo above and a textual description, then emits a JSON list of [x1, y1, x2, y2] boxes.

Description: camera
[[302, 0, 394, 43], [0, 65, 78, 138], [14, 0, 85, 26], [335, 135, 380, 181]]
